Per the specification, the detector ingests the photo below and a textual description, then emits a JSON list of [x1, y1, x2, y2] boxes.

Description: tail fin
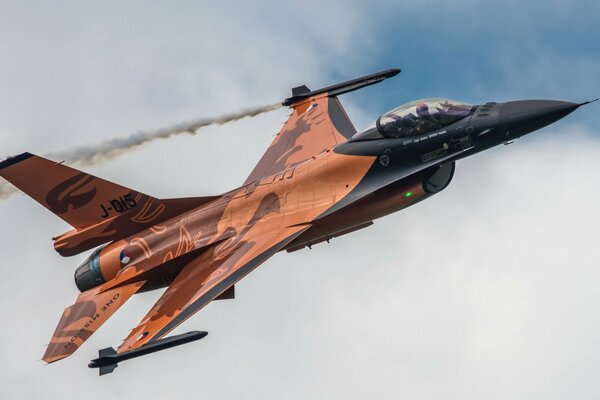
[[0, 152, 153, 228], [99, 363, 118, 376], [1, 153, 220, 256], [96, 347, 119, 375], [98, 347, 118, 358]]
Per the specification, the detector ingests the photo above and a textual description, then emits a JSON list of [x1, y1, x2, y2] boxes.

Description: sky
[[0, 1, 599, 399]]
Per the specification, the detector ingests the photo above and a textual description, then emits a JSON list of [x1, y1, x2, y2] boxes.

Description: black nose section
[[499, 100, 580, 137]]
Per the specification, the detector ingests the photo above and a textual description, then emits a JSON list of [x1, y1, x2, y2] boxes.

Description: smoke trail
[[0, 102, 282, 201]]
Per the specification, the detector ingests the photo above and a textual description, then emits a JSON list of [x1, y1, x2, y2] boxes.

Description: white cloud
[[2, 124, 599, 399], [0, 2, 599, 400]]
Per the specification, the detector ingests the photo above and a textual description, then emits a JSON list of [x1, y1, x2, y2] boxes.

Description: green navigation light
[[405, 191, 413, 198]]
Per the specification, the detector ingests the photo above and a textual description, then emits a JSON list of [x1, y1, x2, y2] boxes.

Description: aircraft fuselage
[[76, 99, 585, 293]]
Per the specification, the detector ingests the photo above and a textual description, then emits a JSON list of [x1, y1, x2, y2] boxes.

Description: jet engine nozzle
[[499, 100, 580, 138], [74, 248, 105, 292]]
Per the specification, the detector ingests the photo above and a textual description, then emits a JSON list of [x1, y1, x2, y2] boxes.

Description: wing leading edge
[[244, 96, 354, 184], [117, 224, 310, 352], [244, 69, 400, 185]]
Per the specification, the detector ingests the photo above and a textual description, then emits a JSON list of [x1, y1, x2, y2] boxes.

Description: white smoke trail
[[0, 102, 282, 200]]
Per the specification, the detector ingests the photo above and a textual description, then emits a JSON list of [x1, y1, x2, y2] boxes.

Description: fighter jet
[[0, 68, 593, 375]]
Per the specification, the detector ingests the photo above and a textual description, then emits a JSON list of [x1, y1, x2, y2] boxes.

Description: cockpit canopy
[[353, 98, 474, 140]]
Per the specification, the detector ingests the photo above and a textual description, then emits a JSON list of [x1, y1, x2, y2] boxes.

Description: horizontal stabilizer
[[43, 280, 146, 363], [282, 68, 400, 106]]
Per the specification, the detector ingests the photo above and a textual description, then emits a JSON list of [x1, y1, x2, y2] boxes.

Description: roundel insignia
[[307, 103, 318, 112], [119, 250, 131, 265]]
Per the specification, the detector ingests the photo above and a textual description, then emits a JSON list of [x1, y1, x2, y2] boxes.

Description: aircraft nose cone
[[499, 100, 580, 137]]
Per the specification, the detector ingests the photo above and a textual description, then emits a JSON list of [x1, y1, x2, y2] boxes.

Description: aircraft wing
[[244, 96, 356, 184], [117, 224, 310, 352], [244, 68, 399, 184]]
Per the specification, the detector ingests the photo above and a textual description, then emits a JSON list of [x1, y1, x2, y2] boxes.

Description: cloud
[[0, 102, 281, 200], [0, 2, 599, 400], [2, 123, 600, 399]]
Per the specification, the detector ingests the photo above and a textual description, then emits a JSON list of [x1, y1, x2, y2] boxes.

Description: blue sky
[[0, 2, 599, 399], [319, 1, 600, 130]]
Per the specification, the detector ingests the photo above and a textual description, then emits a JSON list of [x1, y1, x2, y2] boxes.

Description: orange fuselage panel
[[93, 151, 377, 289]]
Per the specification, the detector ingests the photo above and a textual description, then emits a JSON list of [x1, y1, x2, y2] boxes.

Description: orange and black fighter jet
[[0, 69, 594, 375]]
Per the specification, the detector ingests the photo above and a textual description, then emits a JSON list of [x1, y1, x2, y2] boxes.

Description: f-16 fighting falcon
[[0, 68, 594, 375]]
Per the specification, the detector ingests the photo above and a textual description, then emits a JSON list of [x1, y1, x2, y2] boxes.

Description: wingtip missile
[[88, 331, 208, 376], [282, 67, 401, 106]]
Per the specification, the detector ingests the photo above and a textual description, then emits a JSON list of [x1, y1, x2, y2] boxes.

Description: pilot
[[415, 102, 438, 133], [400, 115, 416, 136], [383, 109, 421, 137], [416, 102, 431, 118]]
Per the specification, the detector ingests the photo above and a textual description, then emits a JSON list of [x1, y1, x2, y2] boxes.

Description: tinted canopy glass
[[376, 98, 474, 138]]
